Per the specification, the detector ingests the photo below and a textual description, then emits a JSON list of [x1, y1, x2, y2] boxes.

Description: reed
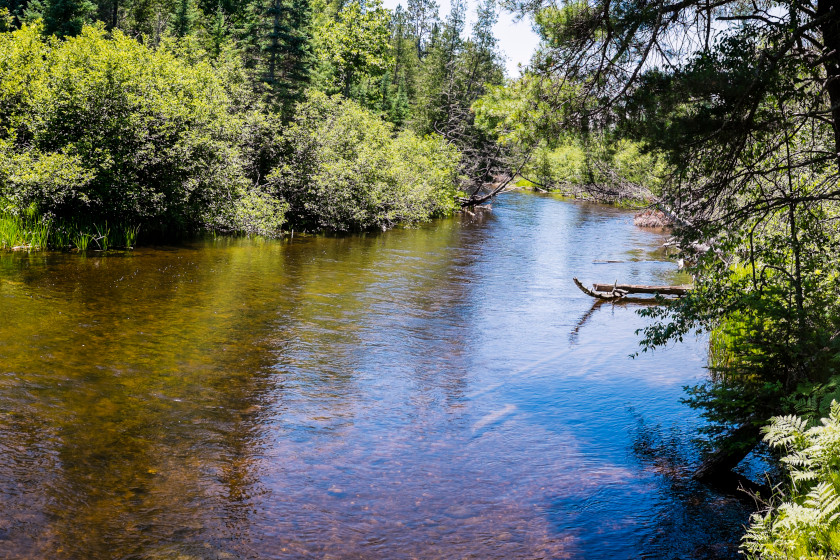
[[2, 212, 144, 252], [72, 230, 92, 251], [122, 224, 139, 248], [94, 223, 111, 251], [0, 210, 51, 251]]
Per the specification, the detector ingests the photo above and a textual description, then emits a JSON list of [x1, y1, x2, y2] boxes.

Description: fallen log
[[693, 422, 769, 501], [591, 283, 692, 296], [572, 277, 626, 299], [574, 278, 693, 300], [694, 422, 761, 483]]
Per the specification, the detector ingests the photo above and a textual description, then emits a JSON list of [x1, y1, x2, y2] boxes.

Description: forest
[[2, 0, 840, 556]]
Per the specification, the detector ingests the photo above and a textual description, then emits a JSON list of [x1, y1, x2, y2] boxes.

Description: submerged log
[[694, 423, 761, 483], [694, 422, 769, 500]]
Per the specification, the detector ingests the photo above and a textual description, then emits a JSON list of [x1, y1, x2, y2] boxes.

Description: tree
[[266, 91, 460, 231], [414, 0, 506, 192], [405, 0, 437, 57], [263, 0, 313, 114], [170, 0, 197, 36], [507, 0, 840, 216], [315, 0, 392, 98], [42, 0, 96, 36]]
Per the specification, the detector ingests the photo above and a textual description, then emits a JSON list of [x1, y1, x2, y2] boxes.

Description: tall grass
[[72, 231, 92, 251], [122, 224, 139, 248], [0, 210, 140, 252], [708, 322, 736, 374], [0, 210, 51, 250]]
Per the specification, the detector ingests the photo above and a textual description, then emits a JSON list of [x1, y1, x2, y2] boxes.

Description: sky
[[380, 0, 541, 78]]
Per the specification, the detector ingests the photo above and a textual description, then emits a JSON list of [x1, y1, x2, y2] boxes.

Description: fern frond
[[804, 482, 840, 521], [764, 414, 809, 450]]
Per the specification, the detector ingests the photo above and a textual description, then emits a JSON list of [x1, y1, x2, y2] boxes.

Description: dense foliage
[[1, 25, 245, 227], [0, 24, 285, 237], [473, 72, 667, 203], [0, 0, 508, 245], [268, 91, 460, 231]]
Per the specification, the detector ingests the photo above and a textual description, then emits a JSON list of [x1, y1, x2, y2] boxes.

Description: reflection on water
[[0, 193, 749, 559]]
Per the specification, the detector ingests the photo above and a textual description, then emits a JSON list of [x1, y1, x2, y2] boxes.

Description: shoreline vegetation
[[0, 24, 462, 250], [1, 0, 514, 248]]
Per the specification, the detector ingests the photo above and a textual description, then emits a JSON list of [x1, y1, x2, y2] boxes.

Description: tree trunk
[[694, 422, 761, 483], [818, 0, 840, 167]]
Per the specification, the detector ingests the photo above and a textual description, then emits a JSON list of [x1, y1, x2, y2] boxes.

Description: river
[[0, 192, 750, 559]]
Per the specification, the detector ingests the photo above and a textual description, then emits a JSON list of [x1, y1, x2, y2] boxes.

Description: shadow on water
[[626, 413, 753, 560], [0, 193, 755, 559]]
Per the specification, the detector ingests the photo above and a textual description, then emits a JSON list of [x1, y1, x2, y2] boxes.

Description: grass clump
[[0, 207, 50, 250], [0, 206, 141, 251]]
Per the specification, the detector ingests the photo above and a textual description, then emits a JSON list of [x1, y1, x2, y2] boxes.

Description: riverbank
[[513, 177, 655, 208]]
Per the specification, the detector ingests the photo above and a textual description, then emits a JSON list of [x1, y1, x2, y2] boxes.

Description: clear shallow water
[[0, 193, 750, 559]]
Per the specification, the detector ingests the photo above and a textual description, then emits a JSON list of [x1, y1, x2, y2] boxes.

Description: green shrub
[[268, 91, 460, 231], [518, 135, 665, 197], [0, 25, 461, 243], [0, 24, 258, 233]]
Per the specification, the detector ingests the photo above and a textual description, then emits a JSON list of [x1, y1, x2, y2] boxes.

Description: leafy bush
[[0, 24, 272, 235], [268, 91, 460, 231], [509, 133, 666, 201]]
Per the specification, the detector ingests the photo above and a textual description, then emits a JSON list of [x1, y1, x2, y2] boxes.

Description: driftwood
[[574, 278, 692, 300]]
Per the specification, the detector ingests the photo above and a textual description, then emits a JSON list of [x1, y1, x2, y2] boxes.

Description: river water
[[0, 193, 750, 559]]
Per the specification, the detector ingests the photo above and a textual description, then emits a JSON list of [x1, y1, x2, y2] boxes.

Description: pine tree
[[405, 0, 437, 57], [42, 0, 96, 37], [170, 0, 198, 36], [207, 4, 228, 57], [412, 0, 465, 134], [411, 0, 504, 188], [262, 0, 313, 116]]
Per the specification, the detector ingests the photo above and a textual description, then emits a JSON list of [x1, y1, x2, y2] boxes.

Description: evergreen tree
[[263, 0, 313, 115], [412, 0, 465, 133], [207, 4, 228, 57], [380, 3, 418, 125], [412, 0, 504, 188], [170, 0, 198, 36], [42, 0, 96, 36], [405, 0, 437, 57]]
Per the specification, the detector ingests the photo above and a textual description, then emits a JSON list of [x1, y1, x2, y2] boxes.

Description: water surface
[[0, 193, 750, 559]]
